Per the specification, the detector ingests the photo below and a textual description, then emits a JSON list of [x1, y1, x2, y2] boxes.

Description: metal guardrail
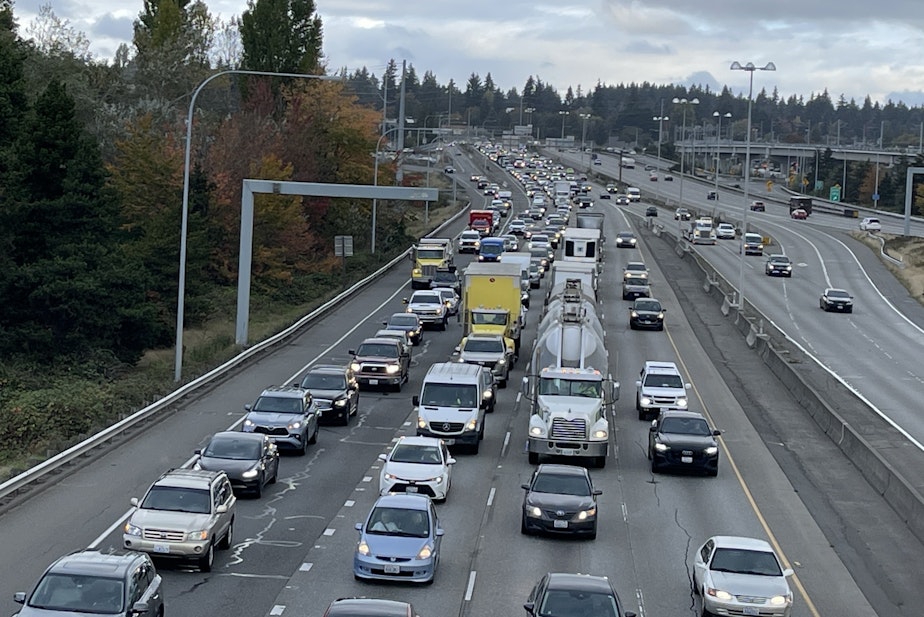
[[0, 204, 470, 502]]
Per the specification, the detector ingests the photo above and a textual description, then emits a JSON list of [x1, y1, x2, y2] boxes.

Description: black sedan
[[383, 312, 423, 345], [525, 572, 636, 617], [299, 364, 359, 425], [645, 206, 658, 217], [647, 411, 720, 476], [521, 464, 601, 538], [615, 231, 638, 248], [195, 431, 279, 496], [820, 287, 853, 313], [629, 298, 665, 330]]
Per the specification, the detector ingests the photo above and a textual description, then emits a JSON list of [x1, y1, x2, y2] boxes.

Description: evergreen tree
[[239, 0, 323, 75]]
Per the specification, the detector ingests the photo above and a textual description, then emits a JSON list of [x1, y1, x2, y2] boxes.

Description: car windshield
[[626, 263, 646, 271], [625, 276, 648, 286], [532, 472, 591, 496], [432, 271, 456, 283], [644, 374, 683, 389], [618, 233, 635, 239], [140, 486, 211, 514], [745, 234, 762, 242], [29, 574, 125, 614], [827, 290, 850, 298], [771, 256, 790, 264], [538, 378, 602, 398], [530, 249, 549, 259], [464, 338, 505, 353], [538, 590, 618, 617], [203, 436, 262, 460], [660, 417, 711, 436], [416, 248, 444, 259], [366, 506, 429, 537], [634, 300, 661, 312], [436, 290, 455, 302], [356, 343, 398, 358], [390, 444, 442, 465], [419, 383, 479, 407], [411, 294, 441, 304], [471, 312, 508, 326], [301, 373, 346, 390], [253, 396, 304, 413], [389, 314, 418, 328], [710, 547, 783, 576]]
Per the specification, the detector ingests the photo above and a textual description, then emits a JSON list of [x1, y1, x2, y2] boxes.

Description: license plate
[[153, 543, 170, 554], [559, 448, 577, 456], [553, 520, 568, 529], [406, 486, 418, 493], [368, 379, 379, 385], [743, 608, 759, 616], [384, 564, 400, 574], [682, 456, 693, 464]]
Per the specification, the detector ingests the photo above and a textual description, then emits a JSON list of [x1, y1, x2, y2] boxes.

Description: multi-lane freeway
[[1, 147, 922, 617]]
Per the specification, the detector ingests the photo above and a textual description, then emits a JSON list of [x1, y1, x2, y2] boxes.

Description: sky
[[13, 0, 924, 107]]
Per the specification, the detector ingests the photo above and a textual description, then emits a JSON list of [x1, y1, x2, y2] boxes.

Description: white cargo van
[[626, 187, 641, 202], [414, 363, 491, 453]]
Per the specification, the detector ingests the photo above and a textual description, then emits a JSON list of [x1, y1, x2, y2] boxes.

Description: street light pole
[[713, 111, 731, 216], [653, 110, 669, 203], [731, 60, 776, 310], [579, 113, 591, 169], [559, 110, 569, 139], [672, 97, 699, 208], [175, 69, 337, 382]]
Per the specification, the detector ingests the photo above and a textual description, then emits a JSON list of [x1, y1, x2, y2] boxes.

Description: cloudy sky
[[14, 0, 924, 106]]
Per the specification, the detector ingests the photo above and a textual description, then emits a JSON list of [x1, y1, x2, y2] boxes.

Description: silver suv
[[635, 361, 691, 420], [123, 468, 236, 572], [243, 385, 320, 454], [455, 333, 513, 387], [15, 549, 164, 617]]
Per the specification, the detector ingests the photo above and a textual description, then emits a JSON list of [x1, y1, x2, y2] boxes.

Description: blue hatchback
[[353, 494, 443, 584]]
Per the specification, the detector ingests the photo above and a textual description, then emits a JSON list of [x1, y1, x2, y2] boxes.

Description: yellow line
[[665, 328, 822, 617]]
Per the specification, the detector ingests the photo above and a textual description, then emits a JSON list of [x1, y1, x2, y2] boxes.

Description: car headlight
[[412, 268, 421, 276], [527, 506, 542, 517], [769, 594, 792, 606], [350, 362, 361, 372], [785, 265, 792, 270], [577, 506, 596, 520], [677, 397, 688, 408], [592, 429, 607, 439], [241, 466, 260, 479], [383, 472, 397, 481], [417, 545, 434, 559], [288, 421, 302, 430], [529, 426, 545, 437], [630, 311, 638, 317], [640, 396, 652, 406], [385, 364, 400, 374], [333, 398, 347, 407], [654, 443, 669, 452], [357, 541, 370, 556], [657, 312, 664, 319], [483, 389, 493, 399], [497, 358, 506, 366], [466, 418, 478, 431], [243, 418, 255, 427], [706, 588, 733, 601], [427, 476, 444, 484], [418, 417, 427, 429], [124, 522, 142, 537], [704, 446, 718, 456], [188, 529, 209, 541]]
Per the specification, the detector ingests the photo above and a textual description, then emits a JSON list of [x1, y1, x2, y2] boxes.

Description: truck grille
[[142, 528, 186, 542], [421, 265, 437, 276], [550, 417, 587, 439], [427, 421, 465, 434], [649, 395, 680, 406], [359, 363, 389, 373]]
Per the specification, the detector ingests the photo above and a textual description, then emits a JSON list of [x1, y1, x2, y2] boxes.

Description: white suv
[[404, 290, 448, 330], [635, 361, 690, 420], [458, 230, 481, 253], [859, 217, 882, 231]]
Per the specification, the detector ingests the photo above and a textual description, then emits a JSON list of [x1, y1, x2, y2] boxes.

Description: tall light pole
[[672, 97, 699, 208], [713, 111, 731, 216], [559, 110, 569, 139], [874, 119, 884, 208], [175, 69, 337, 382], [731, 60, 776, 311], [579, 113, 591, 168], [653, 110, 669, 202]]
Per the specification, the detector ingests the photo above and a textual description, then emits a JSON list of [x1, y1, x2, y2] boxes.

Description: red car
[[790, 208, 808, 219]]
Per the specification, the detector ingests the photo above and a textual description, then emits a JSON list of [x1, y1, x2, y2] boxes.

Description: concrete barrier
[[646, 220, 924, 544]]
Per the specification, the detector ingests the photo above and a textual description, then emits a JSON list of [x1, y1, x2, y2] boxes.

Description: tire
[[588, 525, 597, 541], [470, 440, 480, 454], [657, 323, 664, 331], [269, 463, 278, 485], [297, 437, 308, 456], [198, 543, 214, 572], [650, 459, 660, 474], [308, 423, 318, 445], [218, 520, 233, 549], [708, 467, 718, 478], [646, 446, 652, 460], [629, 322, 636, 330], [528, 451, 539, 465], [340, 408, 350, 426], [595, 456, 607, 469], [638, 408, 647, 420], [521, 515, 530, 535], [439, 318, 447, 331], [254, 478, 263, 499]]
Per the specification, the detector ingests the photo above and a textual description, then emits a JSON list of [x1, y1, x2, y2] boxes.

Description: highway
[[1, 148, 921, 617]]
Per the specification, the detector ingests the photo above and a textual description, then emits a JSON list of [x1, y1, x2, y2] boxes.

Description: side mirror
[[447, 458, 456, 465], [524, 602, 536, 614], [412, 395, 420, 406], [378, 453, 387, 461], [713, 429, 722, 436], [634, 380, 642, 388], [684, 382, 692, 390], [783, 568, 794, 577], [521, 483, 530, 490], [130, 602, 150, 616], [592, 489, 603, 496], [216, 504, 228, 514], [130, 497, 139, 507], [244, 403, 252, 411], [194, 449, 202, 455], [348, 349, 355, 356], [14, 592, 26, 605], [355, 522, 363, 531], [402, 298, 409, 304], [435, 528, 445, 537], [381, 321, 388, 326]]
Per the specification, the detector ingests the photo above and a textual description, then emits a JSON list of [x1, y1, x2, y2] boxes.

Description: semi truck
[[411, 238, 454, 289], [575, 212, 605, 243], [789, 196, 813, 216], [524, 279, 617, 468], [462, 262, 526, 357]]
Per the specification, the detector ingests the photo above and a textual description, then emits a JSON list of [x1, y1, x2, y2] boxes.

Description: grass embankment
[[0, 175, 462, 479]]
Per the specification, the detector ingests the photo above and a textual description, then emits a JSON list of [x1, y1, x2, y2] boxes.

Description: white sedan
[[693, 535, 794, 617], [715, 223, 737, 239], [378, 436, 455, 502]]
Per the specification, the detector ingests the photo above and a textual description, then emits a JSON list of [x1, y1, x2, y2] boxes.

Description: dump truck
[[411, 238, 454, 289], [789, 196, 813, 216]]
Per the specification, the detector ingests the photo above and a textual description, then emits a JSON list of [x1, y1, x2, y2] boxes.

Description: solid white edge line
[[464, 570, 477, 601]]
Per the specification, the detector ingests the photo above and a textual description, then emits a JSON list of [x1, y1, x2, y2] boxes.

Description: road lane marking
[[323, 528, 335, 536], [299, 562, 312, 571], [501, 431, 511, 457], [464, 570, 477, 601], [270, 605, 285, 615], [486, 487, 496, 507]]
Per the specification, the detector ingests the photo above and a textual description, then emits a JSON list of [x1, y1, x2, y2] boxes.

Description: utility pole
[[396, 60, 407, 183]]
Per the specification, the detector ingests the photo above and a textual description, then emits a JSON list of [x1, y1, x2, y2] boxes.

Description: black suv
[[525, 572, 636, 617], [429, 267, 461, 295], [629, 298, 665, 330], [15, 550, 164, 617], [243, 386, 320, 454], [648, 410, 721, 476], [299, 364, 359, 425]]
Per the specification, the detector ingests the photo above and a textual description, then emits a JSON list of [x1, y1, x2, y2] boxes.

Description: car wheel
[[595, 456, 606, 469], [588, 524, 597, 541], [341, 408, 350, 426], [471, 440, 480, 454], [218, 520, 233, 549], [657, 323, 664, 331], [254, 478, 263, 499], [308, 423, 318, 444], [440, 318, 447, 331], [647, 446, 652, 460], [629, 321, 636, 330], [708, 467, 718, 478], [298, 437, 308, 456], [270, 463, 278, 484], [651, 459, 660, 474], [528, 451, 539, 465], [198, 543, 215, 572], [846, 308, 853, 314], [521, 514, 531, 535]]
